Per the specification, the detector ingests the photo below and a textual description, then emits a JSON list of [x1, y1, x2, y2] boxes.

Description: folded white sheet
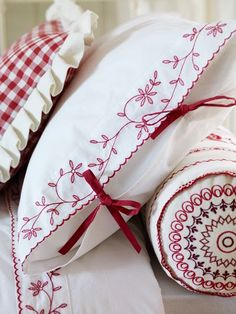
[[0, 180, 165, 314]]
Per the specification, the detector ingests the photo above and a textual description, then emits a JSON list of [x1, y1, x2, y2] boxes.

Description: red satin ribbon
[[59, 169, 142, 255], [151, 95, 236, 139]]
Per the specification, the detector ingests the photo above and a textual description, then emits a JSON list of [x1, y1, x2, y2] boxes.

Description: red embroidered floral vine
[[6, 184, 68, 314], [25, 270, 67, 314]]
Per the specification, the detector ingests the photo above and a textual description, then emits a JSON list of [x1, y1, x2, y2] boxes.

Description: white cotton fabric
[[17, 15, 236, 273], [0, 184, 165, 314]]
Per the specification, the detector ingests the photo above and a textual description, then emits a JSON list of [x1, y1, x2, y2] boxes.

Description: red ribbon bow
[[151, 95, 236, 139], [59, 170, 142, 255]]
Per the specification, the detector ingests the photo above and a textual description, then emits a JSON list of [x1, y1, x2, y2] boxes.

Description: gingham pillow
[[0, 1, 97, 187]]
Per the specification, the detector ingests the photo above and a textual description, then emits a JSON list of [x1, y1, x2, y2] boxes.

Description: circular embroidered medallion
[[158, 174, 236, 296], [217, 231, 236, 254]]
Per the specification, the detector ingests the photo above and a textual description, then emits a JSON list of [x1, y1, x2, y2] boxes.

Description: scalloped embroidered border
[[0, 11, 97, 184], [21, 23, 236, 272], [5, 190, 23, 313]]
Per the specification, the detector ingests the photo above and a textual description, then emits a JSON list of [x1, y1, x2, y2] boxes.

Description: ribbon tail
[[151, 95, 236, 140], [59, 205, 100, 255], [151, 110, 181, 140], [109, 207, 142, 253]]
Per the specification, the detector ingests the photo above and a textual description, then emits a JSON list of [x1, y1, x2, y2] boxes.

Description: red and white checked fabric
[[0, 20, 67, 137], [0, 8, 98, 187]]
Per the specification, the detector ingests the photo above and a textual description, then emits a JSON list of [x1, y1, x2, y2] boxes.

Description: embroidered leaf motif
[[137, 129, 142, 140], [117, 112, 125, 117], [179, 78, 184, 86], [161, 99, 169, 103], [50, 216, 54, 225], [59, 304, 68, 308], [48, 183, 56, 187], [145, 84, 149, 93], [73, 195, 80, 201], [69, 160, 74, 169], [25, 305, 35, 311], [41, 196, 46, 206], [102, 134, 108, 140], [88, 163, 96, 167]]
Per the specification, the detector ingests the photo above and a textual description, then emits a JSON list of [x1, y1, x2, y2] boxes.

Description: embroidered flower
[[69, 160, 83, 183], [28, 280, 48, 296], [26, 271, 68, 313], [135, 85, 157, 106], [206, 22, 227, 37], [22, 227, 42, 240]]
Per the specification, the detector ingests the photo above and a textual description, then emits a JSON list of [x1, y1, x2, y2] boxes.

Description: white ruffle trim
[[0, 7, 98, 183]]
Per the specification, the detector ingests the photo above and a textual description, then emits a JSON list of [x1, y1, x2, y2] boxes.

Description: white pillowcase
[[18, 15, 236, 273]]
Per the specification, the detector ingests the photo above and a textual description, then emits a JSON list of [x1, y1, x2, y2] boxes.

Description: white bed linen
[[0, 182, 165, 314]]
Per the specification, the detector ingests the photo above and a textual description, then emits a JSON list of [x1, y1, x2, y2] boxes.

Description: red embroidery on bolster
[[151, 95, 236, 140], [159, 178, 236, 295], [59, 169, 141, 255]]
